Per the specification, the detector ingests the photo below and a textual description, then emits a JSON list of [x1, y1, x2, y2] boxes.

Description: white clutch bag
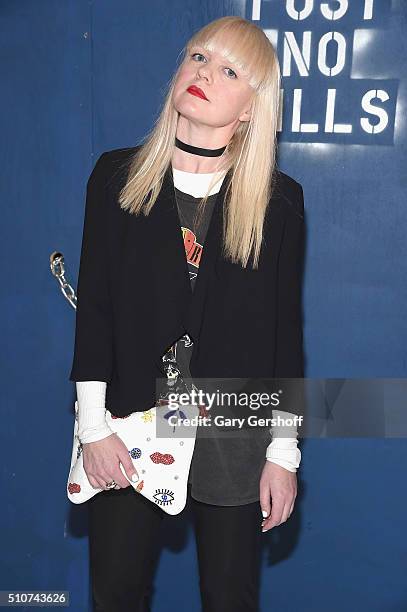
[[66, 399, 201, 515]]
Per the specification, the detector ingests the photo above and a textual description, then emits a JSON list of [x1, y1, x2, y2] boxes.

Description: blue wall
[[1, 1, 406, 610]]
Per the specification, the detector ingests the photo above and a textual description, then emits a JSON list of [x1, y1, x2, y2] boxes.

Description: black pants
[[88, 483, 263, 612]]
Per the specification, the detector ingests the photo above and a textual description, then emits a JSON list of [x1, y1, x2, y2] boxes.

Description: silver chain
[[50, 251, 77, 310]]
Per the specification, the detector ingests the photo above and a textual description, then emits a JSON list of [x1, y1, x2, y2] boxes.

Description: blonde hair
[[118, 16, 281, 269]]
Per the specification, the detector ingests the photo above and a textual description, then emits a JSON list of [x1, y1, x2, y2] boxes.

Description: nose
[[197, 64, 212, 83]]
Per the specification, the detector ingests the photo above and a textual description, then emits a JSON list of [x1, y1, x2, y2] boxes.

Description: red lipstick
[[187, 85, 208, 101]]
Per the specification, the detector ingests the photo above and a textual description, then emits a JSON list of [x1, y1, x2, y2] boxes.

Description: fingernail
[[262, 528, 267, 533], [131, 474, 139, 482], [262, 510, 268, 518]]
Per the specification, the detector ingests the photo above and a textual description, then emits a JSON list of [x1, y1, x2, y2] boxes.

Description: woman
[[69, 16, 305, 612]]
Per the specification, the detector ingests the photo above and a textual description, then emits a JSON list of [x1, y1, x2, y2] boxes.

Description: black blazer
[[69, 146, 305, 418]]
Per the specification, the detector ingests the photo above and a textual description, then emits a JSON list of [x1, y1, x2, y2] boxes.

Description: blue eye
[[225, 67, 237, 79], [153, 488, 175, 506], [191, 52, 205, 62]]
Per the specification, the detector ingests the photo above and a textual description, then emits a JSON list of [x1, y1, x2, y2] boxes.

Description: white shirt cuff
[[265, 409, 302, 471], [76, 381, 114, 444]]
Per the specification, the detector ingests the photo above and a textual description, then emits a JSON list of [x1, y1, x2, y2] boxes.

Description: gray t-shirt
[[165, 186, 270, 507]]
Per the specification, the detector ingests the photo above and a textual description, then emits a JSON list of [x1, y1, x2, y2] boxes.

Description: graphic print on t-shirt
[[180, 226, 203, 283]]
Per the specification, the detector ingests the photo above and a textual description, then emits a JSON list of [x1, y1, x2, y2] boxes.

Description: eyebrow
[[190, 45, 209, 55], [190, 46, 239, 70]]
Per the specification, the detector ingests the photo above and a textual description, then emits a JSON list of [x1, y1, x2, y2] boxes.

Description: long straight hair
[[118, 16, 281, 269]]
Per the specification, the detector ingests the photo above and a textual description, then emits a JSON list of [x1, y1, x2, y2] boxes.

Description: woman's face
[[172, 44, 255, 131]]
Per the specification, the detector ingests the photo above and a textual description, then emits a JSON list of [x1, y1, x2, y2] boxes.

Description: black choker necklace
[[175, 136, 227, 157]]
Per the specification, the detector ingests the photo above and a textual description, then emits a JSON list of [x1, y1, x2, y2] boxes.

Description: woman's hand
[[259, 461, 297, 532], [82, 433, 139, 491]]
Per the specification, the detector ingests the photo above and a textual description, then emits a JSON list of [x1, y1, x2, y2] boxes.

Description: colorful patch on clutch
[[153, 488, 175, 506], [129, 447, 142, 459], [68, 482, 81, 494], [150, 452, 175, 465], [141, 409, 155, 423], [136, 480, 144, 492], [163, 408, 188, 422]]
